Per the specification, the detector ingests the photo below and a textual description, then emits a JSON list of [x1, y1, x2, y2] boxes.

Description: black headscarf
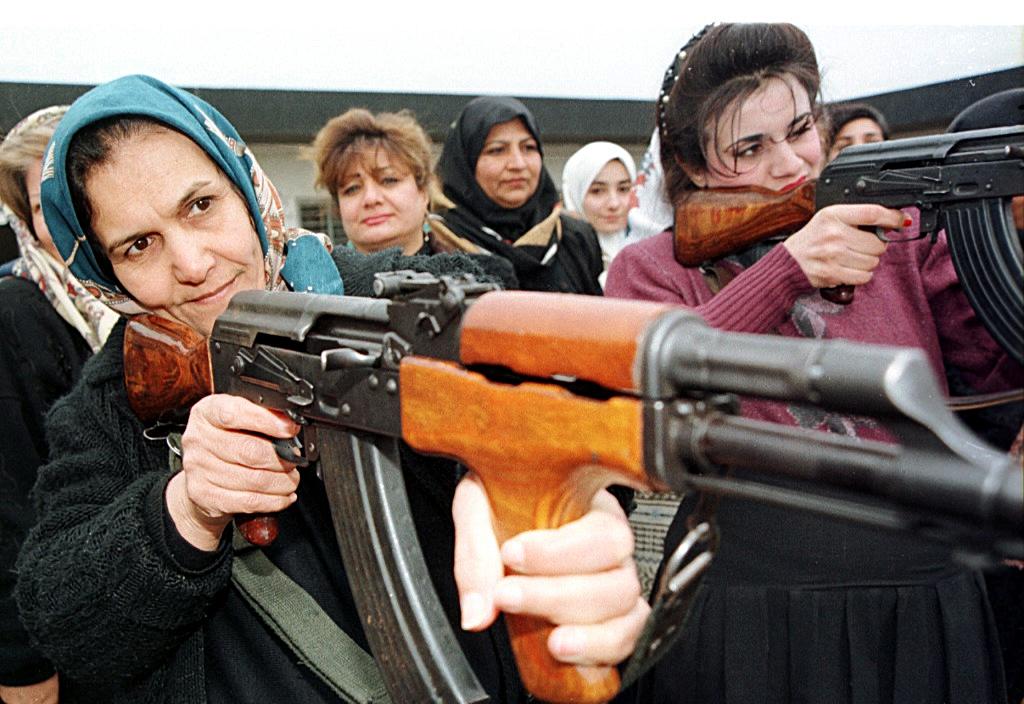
[[947, 88, 1024, 132], [437, 96, 560, 241]]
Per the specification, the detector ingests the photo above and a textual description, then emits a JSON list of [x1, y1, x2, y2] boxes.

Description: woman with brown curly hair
[[311, 109, 436, 255]]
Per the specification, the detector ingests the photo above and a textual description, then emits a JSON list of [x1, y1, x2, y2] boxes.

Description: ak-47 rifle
[[674, 125, 1024, 363], [124, 273, 1023, 704]]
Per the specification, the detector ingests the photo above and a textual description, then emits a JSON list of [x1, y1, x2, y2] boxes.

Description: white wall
[[3, 10, 1020, 104]]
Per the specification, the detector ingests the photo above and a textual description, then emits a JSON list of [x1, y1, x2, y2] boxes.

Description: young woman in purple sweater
[[607, 23, 1023, 704]]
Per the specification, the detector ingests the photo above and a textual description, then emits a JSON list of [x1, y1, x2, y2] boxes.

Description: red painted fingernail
[[903, 217, 913, 227]]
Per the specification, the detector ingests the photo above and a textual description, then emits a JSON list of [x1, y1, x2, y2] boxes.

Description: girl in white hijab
[[561, 141, 637, 285]]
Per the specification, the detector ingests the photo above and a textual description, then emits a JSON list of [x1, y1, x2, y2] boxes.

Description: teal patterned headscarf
[[40, 74, 342, 314]]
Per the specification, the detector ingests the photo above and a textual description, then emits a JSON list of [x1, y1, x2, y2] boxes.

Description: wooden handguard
[[460, 291, 672, 391], [402, 293, 672, 704], [124, 314, 277, 547], [673, 182, 816, 266]]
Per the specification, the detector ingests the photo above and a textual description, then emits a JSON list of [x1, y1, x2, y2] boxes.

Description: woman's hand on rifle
[[0, 674, 59, 704], [165, 394, 301, 551], [782, 204, 905, 288], [452, 472, 649, 665]]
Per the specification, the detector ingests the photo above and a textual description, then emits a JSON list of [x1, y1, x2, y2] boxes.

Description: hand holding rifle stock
[[674, 125, 1024, 337], [124, 274, 1022, 704]]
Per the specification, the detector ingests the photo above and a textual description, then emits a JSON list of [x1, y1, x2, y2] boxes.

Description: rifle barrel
[[680, 413, 1023, 536]]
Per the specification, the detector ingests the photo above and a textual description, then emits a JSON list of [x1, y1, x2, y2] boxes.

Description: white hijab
[[561, 141, 637, 216], [561, 142, 639, 285]]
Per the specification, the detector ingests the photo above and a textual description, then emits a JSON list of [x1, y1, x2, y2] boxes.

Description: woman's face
[[473, 118, 542, 209], [828, 117, 885, 161], [581, 159, 632, 235], [336, 149, 428, 255], [24, 158, 61, 261], [691, 74, 823, 192], [86, 126, 266, 337]]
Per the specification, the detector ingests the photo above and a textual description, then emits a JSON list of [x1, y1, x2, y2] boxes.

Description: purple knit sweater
[[606, 225, 1022, 438]]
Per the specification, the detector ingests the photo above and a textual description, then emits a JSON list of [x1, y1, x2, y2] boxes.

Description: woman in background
[[825, 101, 889, 161], [310, 108, 516, 286], [561, 141, 637, 286], [0, 106, 118, 704], [310, 108, 435, 256], [434, 96, 603, 294]]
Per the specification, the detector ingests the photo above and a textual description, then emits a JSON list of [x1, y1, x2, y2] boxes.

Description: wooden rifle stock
[[674, 181, 854, 303], [124, 315, 279, 546]]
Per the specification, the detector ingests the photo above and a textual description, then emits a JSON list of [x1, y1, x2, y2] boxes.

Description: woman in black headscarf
[[433, 96, 604, 294]]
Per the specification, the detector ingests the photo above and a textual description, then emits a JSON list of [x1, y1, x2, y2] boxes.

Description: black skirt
[[624, 477, 1007, 704]]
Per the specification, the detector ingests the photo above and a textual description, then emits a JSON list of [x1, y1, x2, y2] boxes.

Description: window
[[297, 198, 347, 246]]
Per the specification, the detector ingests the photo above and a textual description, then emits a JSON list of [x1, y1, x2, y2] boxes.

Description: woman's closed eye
[[787, 115, 815, 140]]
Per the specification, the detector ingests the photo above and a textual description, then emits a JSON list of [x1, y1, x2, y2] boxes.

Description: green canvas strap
[[162, 431, 389, 703], [231, 534, 391, 704]]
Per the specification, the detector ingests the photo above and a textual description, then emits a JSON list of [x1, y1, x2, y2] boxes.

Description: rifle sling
[[230, 533, 392, 704], [946, 389, 1024, 411], [619, 519, 716, 692], [699, 263, 736, 294], [166, 434, 390, 704], [619, 269, 735, 691]]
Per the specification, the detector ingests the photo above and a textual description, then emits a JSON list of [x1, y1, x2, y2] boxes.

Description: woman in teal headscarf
[[16, 75, 646, 704]]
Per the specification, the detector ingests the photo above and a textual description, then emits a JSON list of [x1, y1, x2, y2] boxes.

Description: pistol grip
[[232, 436, 311, 546], [821, 224, 891, 305], [505, 616, 620, 704], [235, 514, 279, 546]]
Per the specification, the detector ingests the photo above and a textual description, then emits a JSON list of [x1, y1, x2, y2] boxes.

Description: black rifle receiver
[[817, 125, 1024, 364]]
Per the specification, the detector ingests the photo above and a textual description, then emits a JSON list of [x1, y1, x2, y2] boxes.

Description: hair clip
[[657, 23, 716, 143]]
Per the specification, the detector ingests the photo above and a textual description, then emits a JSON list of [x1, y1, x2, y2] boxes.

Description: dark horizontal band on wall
[[0, 82, 657, 144], [828, 65, 1023, 135], [1, 66, 1020, 145]]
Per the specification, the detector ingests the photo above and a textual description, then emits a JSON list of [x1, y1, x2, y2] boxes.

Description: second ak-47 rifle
[[124, 273, 1023, 704], [673, 124, 1024, 363]]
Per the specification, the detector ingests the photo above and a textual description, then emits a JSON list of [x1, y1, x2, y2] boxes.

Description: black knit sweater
[[16, 248, 524, 703], [0, 277, 92, 687]]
